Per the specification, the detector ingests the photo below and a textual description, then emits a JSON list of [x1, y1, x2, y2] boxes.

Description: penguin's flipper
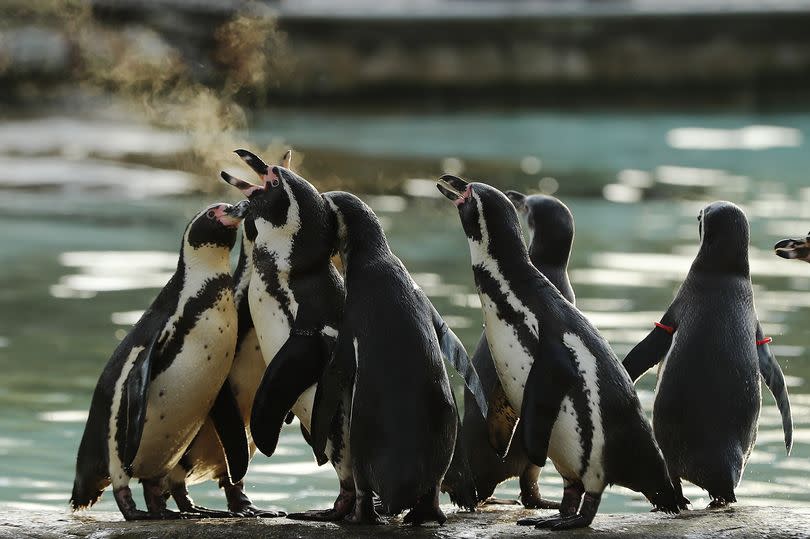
[[250, 333, 330, 458], [430, 302, 488, 418], [622, 317, 676, 382], [486, 382, 520, 458], [209, 380, 249, 483], [756, 323, 793, 455], [519, 337, 578, 467], [311, 327, 356, 461], [122, 331, 161, 473]]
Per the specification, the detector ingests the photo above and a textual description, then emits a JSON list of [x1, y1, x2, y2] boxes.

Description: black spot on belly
[[159, 389, 165, 397], [207, 355, 211, 361], [160, 414, 165, 420], [253, 246, 295, 327], [152, 275, 231, 378]]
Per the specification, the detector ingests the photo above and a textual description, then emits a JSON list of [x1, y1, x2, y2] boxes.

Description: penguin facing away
[[164, 198, 284, 518], [309, 191, 489, 525], [220, 151, 356, 521], [71, 203, 248, 520], [453, 191, 574, 509], [624, 201, 793, 508], [437, 175, 679, 530]]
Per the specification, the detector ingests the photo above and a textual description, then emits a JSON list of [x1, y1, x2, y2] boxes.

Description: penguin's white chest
[[131, 294, 237, 477], [249, 274, 295, 364], [481, 292, 535, 410]]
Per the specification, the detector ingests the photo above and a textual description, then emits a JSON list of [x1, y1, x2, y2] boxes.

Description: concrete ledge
[[2, 505, 809, 539]]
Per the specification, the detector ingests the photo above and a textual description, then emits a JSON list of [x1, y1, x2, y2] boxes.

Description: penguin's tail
[[70, 473, 108, 510], [440, 418, 479, 511], [70, 423, 111, 510]]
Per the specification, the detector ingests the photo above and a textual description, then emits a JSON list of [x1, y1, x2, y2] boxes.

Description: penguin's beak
[[213, 203, 245, 228], [775, 235, 810, 262], [437, 175, 471, 207], [220, 171, 264, 197], [234, 149, 283, 187]]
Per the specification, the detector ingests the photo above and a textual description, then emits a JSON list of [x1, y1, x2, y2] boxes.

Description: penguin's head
[[437, 175, 528, 265], [694, 200, 750, 274], [184, 201, 245, 254], [221, 149, 336, 267], [506, 190, 574, 267], [774, 233, 810, 263], [322, 191, 387, 263]]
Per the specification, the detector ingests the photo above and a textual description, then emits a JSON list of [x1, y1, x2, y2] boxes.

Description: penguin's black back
[[654, 272, 759, 495], [329, 192, 455, 513]]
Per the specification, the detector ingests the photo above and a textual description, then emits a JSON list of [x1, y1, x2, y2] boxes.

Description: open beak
[[436, 174, 470, 207], [220, 170, 264, 197], [775, 235, 810, 261], [234, 149, 282, 187], [211, 203, 245, 228]]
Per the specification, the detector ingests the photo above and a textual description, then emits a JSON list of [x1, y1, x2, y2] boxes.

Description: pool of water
[[0, 109, 809, 518]]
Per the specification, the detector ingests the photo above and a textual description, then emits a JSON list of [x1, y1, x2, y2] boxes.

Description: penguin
[[220, 151, 356, 521], [164, 199, 284, 518], [624, 201, 793, 508], [437, 175, 679, 530], [308, 191, 489, 525], [775, 232, 810, 262], [71, 202, 249, 520], [451, 191, 574, 509]]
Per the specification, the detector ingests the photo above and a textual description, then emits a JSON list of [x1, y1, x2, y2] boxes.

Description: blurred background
[[2, 0, 810, 518]]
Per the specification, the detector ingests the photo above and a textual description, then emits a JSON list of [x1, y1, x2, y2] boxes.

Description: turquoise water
[[1, 110, 809, 519]]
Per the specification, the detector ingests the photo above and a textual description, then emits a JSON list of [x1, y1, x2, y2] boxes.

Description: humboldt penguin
[[71, 203, 247, 520], [452, 191, 574, 509], [438, 175, 679, 529], [309, 191, 489, 525], [625, 201, 793, 508], [220, 151, 355, 520]]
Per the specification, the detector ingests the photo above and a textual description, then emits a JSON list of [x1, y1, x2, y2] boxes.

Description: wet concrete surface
[[2, 505, 809, 539]]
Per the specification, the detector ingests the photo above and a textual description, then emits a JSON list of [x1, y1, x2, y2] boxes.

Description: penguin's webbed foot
[[707, 497, 731, 509], [288, 508, 348, 521], [538, 513, 595, 530], [483, 497, 520, 505], [180, 505, 243, 518], [239, 505, 286, 518], [344, 491, 386, 525], [521, 493, 562, 510], [518, 515, 564, 527]]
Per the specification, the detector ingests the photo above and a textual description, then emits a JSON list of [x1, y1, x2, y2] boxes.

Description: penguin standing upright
[[309, 191, 489, 525], [71, 203, 248, 520], [453, 191, 574, 509], [164, 198, 284, 518], [220, 151, 356, 520], [624, 201, 793, 508], [438, 176, 679, 530]]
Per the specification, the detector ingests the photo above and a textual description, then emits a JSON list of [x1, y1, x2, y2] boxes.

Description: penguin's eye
[[206, 210, 217, 219]]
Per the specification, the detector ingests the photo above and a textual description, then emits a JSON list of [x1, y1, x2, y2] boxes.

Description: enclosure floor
[[2, 504, 809, 539]]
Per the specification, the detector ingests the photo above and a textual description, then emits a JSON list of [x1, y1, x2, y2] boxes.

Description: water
[[0, 109, 809, 518]]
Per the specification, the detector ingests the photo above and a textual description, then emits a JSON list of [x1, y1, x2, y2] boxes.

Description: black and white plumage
[[454, 191, 575, 509], [220, 151, 356, 521], [625, 201, 793, 508], [309, 191, 489, 525], [71, 203, 248, 521], [165, 202, 283, 518], [438, 176, 679, 530]]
